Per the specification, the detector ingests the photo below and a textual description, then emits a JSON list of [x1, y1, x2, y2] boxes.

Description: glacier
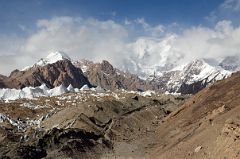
[[0, 84, 89, 101]]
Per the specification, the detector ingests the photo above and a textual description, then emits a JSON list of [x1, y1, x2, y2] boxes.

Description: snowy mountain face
[[22, 51, 71, 71], [177, 59, 231, 84], [152, 59, 232, 94]]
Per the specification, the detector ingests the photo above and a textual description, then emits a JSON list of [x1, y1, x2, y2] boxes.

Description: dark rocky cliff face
[[177, 80, 208, 94]]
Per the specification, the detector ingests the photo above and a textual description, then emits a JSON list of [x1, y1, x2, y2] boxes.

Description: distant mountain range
[[0, 51, 240, 95]]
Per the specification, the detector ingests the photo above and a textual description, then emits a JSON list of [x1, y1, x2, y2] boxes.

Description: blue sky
[[0, 0, 226, 35]]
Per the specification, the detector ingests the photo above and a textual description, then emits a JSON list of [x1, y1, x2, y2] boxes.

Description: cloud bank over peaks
[[24, 17, 128, 63], [0, 16, 240, 77], [123, 35, 182, 77], [0, 16, 129, 75], [123, 20, 240, 77]]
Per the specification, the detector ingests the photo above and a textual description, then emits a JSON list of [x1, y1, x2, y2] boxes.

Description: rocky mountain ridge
[[0, 52, 155, 93], [74, 59, 155, 91], [1, 51, 240, 95]]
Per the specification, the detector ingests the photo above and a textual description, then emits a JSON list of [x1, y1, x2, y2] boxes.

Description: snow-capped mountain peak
[[22, 51, 71, 71], [47, 51, 71, 62], [180, 59, 231, 84], [152, 58, 233, 94], [36, 51, 71, 67]]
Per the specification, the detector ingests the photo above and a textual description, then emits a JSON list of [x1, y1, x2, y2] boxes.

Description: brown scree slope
[[149, 72, 240, 159]]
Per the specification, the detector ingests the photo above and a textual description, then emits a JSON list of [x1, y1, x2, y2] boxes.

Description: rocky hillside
[[149, 72, 240, 159], [0, 90, 185, 159]]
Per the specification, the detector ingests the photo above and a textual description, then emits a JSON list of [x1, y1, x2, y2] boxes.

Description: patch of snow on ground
[[139, 90, 156, 97]]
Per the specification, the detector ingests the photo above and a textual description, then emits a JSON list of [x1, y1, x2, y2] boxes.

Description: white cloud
[[133, 18, 165, 36], [134, 18, 149, 29], [205, 0, 240, 23], [124, 20, 240, 76], [175, 20, 240, 60], [124, 19, 132, 25], [0, 16, 129, 75], [1, 16, 240, 77], [18, 24, 26, 31], [220, 0, 240, 12]]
